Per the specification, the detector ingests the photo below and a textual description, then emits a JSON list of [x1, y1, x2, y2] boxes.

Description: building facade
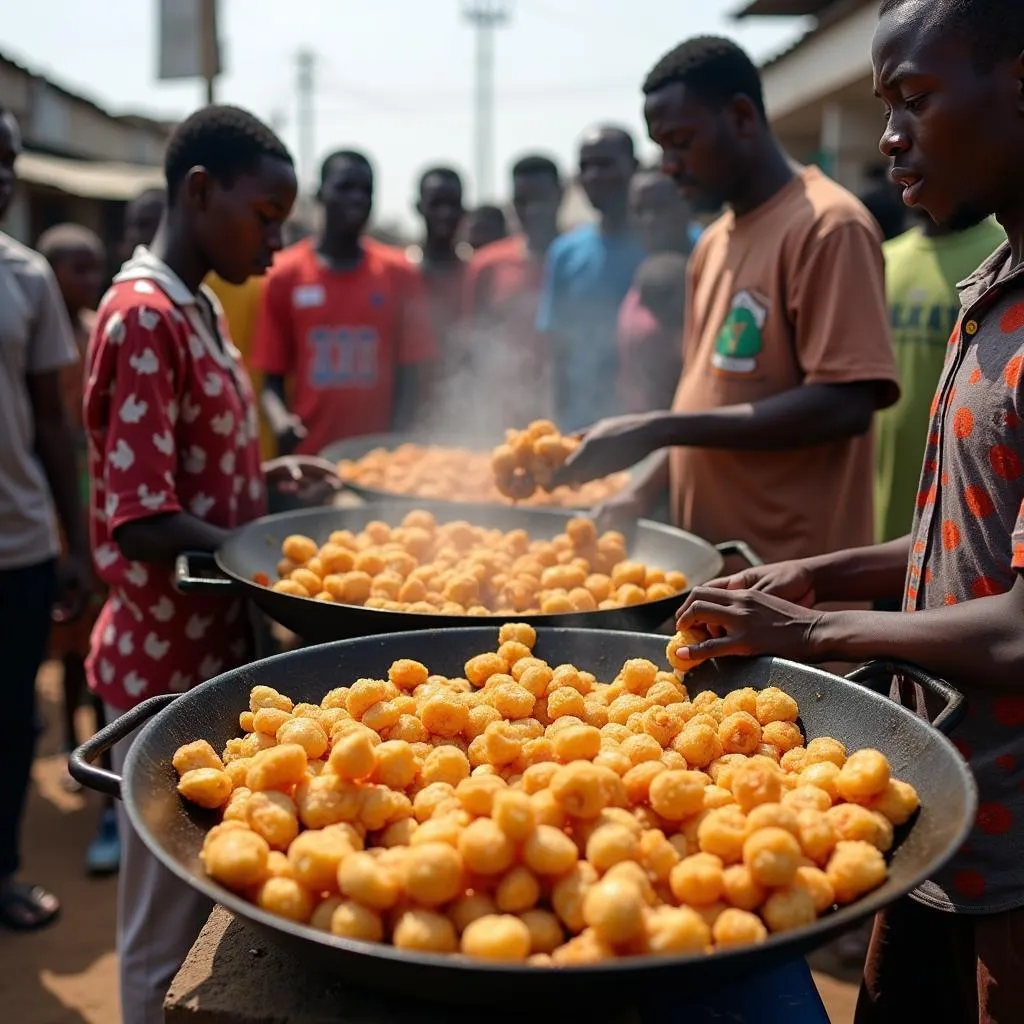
[[1, 50, 169, 258], [738, 0, 881, 195]]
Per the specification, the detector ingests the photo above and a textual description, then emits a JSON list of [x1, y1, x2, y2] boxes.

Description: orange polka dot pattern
[[904, 251, 1024, 914]]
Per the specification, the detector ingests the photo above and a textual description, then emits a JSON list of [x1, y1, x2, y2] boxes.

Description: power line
[[462, 0, 512, 202]]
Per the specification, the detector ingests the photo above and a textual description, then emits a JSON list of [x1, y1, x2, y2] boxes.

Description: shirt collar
[[114, 246, 241, 374], [957, 241, 1024, 310]]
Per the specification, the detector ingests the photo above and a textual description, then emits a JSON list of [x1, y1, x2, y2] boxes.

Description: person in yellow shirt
[[202, 274, 274, 458]]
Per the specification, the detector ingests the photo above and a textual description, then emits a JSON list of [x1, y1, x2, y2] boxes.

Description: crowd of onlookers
[[3, 4, 1024, 1021]]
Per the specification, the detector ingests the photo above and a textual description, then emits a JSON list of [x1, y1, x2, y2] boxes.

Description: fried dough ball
[[826, 840, 887, 904], [731, 759, 782, 812], [255, 877, 315, 923], [754, 687, 799, 725], [203, 829, 270, 890], [519, 909, 564, 955], [404, 842, 464, 907], [461, 914, 532, 961], [743, 827, 802, 888], [793, 865, 836, 914], [287, 829, 354, 893], [393, 909, 457, 952], [721, 864, 767, 912], [330, 900, 385, 943], [177, 768, 233, 809], [697, 806, 748, 864], [670, 853, 725, 906], [761, 885, 816, 933], [712, 908, 769, 948], [337, 851, 401, 911], [867, 779, 921, 826], [173, 740, 224, 775], [523, 825, 579, 876], [836, 749, 892, 803], [246, 791, 300, 851], [649, 770, 708, 822], [718, 712, 762, 756], [583, 876, 646, 945]]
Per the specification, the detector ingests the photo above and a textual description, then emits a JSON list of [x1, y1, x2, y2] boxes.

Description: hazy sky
[[3, 0, 805, 228]]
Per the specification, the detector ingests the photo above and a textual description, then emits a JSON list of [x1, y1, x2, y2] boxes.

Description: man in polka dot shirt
[[674, 1, 1024, 1020]]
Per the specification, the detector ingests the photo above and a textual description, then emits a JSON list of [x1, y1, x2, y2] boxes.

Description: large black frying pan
[[174, 501, 760, 644], [71, 628, 974, 1009], [321, 431, 653, 510]]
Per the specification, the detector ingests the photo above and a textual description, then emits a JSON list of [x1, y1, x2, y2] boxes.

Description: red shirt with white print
[[84, 249, 266, 712]]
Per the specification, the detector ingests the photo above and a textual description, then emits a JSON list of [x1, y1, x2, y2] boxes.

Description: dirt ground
[[2, 664, 860, 1024]]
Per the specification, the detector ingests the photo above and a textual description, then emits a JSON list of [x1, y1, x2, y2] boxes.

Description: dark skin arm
[[114, 514, 230, 568], [261, 374, 306, 456], [674, 574, 1024, 695], [114, 456, 342, 565], [706, 537, 913, 608], [27, 370, 90, 613], [554, 380, 887, 486]]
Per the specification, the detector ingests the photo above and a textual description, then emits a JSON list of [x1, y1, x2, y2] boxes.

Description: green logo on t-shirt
[[712, 290, 767, 374]]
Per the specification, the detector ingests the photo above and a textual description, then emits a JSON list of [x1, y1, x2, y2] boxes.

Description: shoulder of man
[[0, 231, 59, 294], [799, 167, 884, 241]]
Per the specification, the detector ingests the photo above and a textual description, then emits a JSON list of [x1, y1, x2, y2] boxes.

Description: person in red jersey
[[84, 105, 306, 1024], [253, 150, 436, 456], [462, 154, 564, 433]]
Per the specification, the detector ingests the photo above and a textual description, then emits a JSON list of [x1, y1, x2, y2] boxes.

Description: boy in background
[[37, 223, 120, 876]]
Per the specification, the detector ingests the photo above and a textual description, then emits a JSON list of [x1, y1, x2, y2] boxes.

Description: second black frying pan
[[176, 502, 759, 643]]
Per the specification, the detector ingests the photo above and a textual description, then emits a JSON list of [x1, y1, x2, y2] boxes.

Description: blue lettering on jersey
[[308, 326, 380, 389]]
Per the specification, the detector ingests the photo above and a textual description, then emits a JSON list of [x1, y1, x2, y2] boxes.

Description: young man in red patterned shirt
[[674, 2, 1024, 1020], [84, 106, 303, 1024]]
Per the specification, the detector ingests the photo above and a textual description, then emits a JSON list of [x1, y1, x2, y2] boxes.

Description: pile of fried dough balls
[[490, 420, 627, 503], [337, 440, 629, 509], [173, 625, 919, 965], [265, 510, 687, 615]]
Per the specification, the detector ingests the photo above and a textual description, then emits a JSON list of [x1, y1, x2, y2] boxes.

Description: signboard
[[157, 0, 220, 82]]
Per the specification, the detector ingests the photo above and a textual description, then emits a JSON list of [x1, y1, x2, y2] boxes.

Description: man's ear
[[729, 94, 762, 140], [183, 166, 211, 211]]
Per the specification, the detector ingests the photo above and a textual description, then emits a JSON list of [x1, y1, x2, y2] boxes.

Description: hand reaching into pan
[[672, 585, 826, 666]]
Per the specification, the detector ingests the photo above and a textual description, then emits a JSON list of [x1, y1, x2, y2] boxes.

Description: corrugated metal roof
[[17, 150, 164, 201], [734, 0, 836, 16]]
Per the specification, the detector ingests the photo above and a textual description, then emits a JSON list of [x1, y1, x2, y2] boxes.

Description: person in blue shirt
[[536, 126, 645, 432]]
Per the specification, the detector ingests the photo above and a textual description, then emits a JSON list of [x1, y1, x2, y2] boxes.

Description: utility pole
[[461, 0, 512, 202], [199, 0, 219, 105], [296, 49, 316, 194]]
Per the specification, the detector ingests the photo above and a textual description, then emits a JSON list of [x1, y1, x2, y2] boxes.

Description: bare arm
[[812, 578, 1024, 692], [652, 380, 883, 451], [676, 568, 1024, 694], [557, 381, 888, 485], [27, 370, 87, 557], [800, 536, 912, 604], [114, 513, 230, 568]]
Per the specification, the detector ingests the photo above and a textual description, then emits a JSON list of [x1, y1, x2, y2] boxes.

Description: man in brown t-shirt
[[675, 1, 1024, 1019], [557, 37, 899, 566]]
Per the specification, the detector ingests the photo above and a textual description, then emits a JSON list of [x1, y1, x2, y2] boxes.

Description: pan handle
[[174, 551, 236, 593], [846, 660, 965, 735], [69, 693, 178, 799], [714, 540, 764, 568]]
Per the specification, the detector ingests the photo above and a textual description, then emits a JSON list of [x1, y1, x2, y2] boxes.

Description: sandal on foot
[[0, 881, 60, 931]]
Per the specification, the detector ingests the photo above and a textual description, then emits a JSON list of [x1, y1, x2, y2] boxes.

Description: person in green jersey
[[875, 210, 1005, 544]]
